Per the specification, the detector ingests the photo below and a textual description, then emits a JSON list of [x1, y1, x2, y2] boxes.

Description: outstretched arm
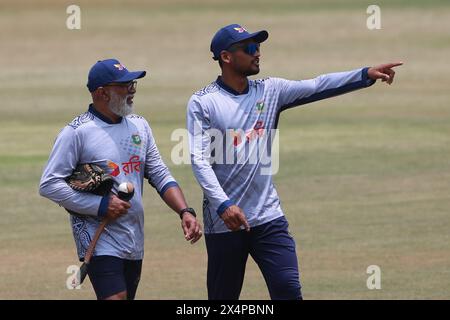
[[275, 62, 403, 113]]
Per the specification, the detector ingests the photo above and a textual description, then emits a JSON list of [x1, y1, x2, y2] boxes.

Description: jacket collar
[[216, 76, 249, 95], [88, 104, 123, 124]]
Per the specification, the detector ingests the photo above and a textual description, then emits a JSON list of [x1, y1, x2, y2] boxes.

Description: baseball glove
[[66, 163, 114, 196]]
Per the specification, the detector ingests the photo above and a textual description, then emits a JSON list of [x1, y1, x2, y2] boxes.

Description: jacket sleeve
[[39, 126, 106, 216], [143, 120, 178, 196], [187, 95, 233, 216], [274, 67, 376, 112]]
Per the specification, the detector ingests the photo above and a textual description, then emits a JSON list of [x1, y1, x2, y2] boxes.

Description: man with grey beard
[[40, 59, 202, 299]]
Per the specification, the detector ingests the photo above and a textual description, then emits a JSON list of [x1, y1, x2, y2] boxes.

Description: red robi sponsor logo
[[121, 155, 142, 175], [107, 161, 120, 177]]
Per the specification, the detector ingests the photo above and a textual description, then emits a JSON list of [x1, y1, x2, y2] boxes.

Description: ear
[[220, 50, 232, 65], [96, 87, 110, 102]]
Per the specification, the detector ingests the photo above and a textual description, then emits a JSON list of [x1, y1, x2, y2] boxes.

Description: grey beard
[[109, 91, 133, 117]]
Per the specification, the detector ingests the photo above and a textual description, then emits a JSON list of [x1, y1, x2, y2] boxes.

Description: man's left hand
[[181, 214, 203, 244], [368, 62, 403, 85]]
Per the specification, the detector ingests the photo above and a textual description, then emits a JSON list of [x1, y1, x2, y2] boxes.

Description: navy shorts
[[205, 216, 302, 300], [87, 255, 142, 300]]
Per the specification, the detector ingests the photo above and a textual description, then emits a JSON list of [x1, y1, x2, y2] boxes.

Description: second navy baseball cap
[[210, 24, 269, 60], [87, 59, 146, 92]]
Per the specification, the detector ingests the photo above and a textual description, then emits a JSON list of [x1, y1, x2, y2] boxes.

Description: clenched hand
[[221, 205, 250, 232]]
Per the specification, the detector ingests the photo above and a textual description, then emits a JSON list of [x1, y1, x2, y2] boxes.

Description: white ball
[[118, 182, 129, 193]]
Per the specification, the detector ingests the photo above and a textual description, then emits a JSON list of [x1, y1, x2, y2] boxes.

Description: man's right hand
[[221, 205, 250, 232], [105, 194, 131, 220]]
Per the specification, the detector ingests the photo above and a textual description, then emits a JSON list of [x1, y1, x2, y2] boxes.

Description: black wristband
[[179, 207, 196, 219]]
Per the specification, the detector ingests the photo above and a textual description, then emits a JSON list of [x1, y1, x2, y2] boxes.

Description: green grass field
[[1, 0, 449, 299]]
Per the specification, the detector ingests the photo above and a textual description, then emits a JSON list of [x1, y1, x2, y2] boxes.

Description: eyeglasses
[[227, 42, 260, 56], [104, 80, 137, 92]]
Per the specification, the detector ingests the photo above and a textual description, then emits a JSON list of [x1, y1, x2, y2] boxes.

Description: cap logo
[[113, 63, 126, 70], [233, 26, 247, 33]]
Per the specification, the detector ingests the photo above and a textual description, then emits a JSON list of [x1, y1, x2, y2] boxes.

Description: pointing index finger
[[386, 61, 403, 68]]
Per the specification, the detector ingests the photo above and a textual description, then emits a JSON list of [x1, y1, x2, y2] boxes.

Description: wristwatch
[[179, 207, 196, 219]]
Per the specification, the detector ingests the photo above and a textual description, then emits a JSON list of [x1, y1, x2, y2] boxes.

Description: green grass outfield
[[0, 0, 449, 299]]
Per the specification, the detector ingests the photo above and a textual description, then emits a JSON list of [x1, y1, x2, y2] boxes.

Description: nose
[[127, 81, 137, 94], [253, 45, 261, 57]]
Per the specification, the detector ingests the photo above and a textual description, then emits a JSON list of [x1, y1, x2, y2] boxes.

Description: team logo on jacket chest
[[131, 133, 142, 146], [119, 134, 145, 159], [255, 100, 265, 113]]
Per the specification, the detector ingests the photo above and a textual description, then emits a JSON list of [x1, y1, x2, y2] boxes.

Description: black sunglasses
[[104, 80, 137, 92], [227, 42, 260, 56]]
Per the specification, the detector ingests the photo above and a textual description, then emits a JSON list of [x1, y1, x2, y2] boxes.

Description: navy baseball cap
[[210, 24, 269, 60], [87, 59, 146, 92]]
